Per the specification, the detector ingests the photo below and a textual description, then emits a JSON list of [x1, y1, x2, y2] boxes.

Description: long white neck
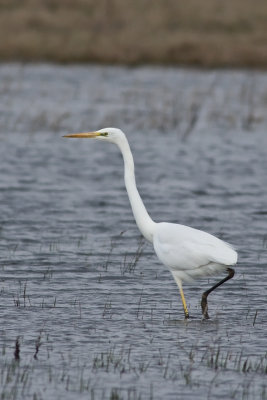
[[116, 136, 156, 243]]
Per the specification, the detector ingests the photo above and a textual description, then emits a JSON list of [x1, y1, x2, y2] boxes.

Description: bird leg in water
[[175, 279, 190, 319], [180, 287, 190, 319], [201, 267, 235, 319]]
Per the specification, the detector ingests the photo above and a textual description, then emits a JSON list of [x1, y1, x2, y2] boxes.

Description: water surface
[[0, 64, 267, 399]]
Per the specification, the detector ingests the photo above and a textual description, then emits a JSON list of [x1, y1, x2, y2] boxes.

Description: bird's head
[[63, 127, 125, 144]]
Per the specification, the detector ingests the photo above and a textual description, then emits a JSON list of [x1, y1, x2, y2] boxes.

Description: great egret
[[64, 128, 237, 319]]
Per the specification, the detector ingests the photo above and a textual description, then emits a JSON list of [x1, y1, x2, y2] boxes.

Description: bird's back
[[153, 222, 237, 281]]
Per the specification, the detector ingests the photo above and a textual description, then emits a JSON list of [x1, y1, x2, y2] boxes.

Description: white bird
[[64, 128, 237, 319]]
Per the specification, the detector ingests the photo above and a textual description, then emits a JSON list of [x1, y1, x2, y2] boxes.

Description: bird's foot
[[184, 312, 190, 320]]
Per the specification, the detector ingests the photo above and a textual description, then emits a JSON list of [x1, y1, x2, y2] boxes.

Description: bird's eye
[[100, 132, 108, 137]]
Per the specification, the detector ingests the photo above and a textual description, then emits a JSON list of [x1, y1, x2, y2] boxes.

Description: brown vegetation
[[0, 0, 267, 67]]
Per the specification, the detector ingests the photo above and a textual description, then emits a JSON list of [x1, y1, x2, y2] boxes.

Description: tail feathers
[[172, 263, 232, 283]]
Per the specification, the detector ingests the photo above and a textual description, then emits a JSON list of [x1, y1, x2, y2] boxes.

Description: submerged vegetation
[[0, 238, 266, 400], [1, 330, 267, 399], [0, 65, 266, 399]]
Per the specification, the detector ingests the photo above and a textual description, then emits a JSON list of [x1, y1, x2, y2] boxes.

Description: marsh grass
[[120, 238, 145, 275], [0, 64, 266, 400], [1, 337, 266, 400], [201, 345, 267, 375], [1, 0, 267, 67]]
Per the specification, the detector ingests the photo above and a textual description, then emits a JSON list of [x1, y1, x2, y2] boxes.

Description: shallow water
[[0, 64, 267, 399]]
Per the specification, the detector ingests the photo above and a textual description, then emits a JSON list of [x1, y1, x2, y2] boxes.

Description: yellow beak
[[63, 132, 101, 138]]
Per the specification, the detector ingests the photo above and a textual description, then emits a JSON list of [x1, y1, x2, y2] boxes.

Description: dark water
[[0, 64, 267, 399]]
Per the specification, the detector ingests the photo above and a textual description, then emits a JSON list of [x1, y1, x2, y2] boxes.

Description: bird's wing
[[153, 222, 237, 271]]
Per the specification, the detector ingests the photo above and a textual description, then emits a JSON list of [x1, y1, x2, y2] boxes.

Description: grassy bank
[[1, 0, 267, 67]]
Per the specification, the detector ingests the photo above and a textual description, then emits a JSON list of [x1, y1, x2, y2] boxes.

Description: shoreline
[[1, 0, 267, 69]]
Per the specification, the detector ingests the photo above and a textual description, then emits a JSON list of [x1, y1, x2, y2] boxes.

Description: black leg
[[201, 267, 235, 319]]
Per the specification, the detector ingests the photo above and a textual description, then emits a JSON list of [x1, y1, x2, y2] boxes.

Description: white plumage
[[64, 127, 237, 319], [153, 222, 237, 282]]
